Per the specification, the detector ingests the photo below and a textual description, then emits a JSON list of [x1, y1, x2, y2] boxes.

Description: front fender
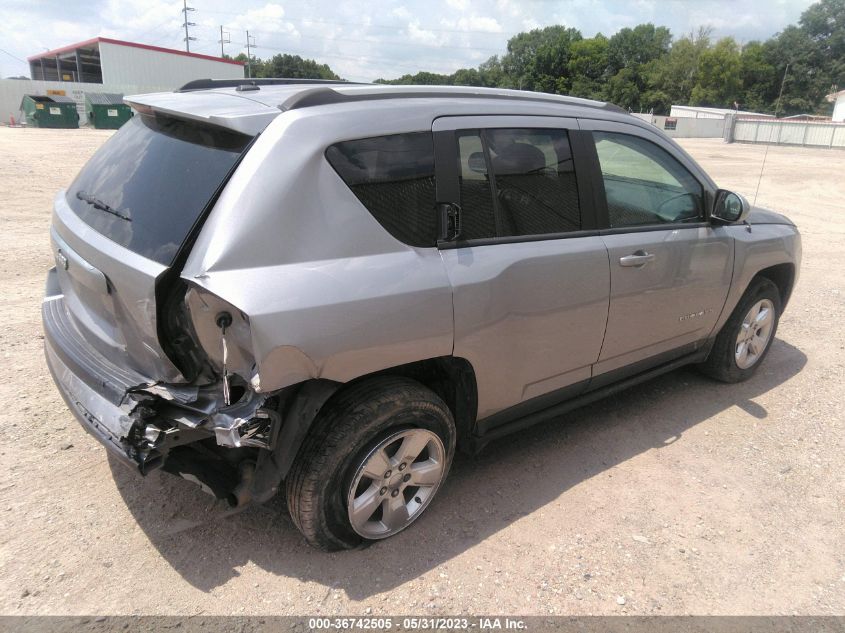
[[713, 223, 801, 334]]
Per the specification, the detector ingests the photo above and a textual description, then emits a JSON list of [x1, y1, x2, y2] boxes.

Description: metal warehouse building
[[1, 37, 244, 124], [669, 105, 773, 120], [27, 37, 244, 87]]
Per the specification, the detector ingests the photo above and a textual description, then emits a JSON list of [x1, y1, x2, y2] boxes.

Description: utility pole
[[245, 31, 256, 78], [182, 0, 197, 53], [774, 62, 789, 118], [218, 25, 230, 57]]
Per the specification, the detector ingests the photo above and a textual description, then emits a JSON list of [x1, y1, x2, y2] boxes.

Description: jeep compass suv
[[43, 80, 801, 550]]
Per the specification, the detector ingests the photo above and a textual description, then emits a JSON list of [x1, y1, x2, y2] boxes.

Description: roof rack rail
[[279, 87, 627, 114], [178, 78, 362, 92]]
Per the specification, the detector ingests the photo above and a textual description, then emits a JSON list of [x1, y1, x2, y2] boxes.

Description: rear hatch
[[51, 109, 254, 382]]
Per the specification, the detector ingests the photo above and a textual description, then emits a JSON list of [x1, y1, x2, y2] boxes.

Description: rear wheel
[[700, 277, 781, 383], [286, 377, 455, 550]]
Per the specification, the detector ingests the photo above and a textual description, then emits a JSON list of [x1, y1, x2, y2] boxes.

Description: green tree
[[375, 71, 452, 85], [765, 25, 828, 114], [608, 24, 672, 73], [604, 24, 673, 110], [258, 54, 340, 80], [370, 1, 841, 116], [689, 37, 742, 106], [799, 0, 845, 86], [568, 34, 610, 100], [642, 28, 711, 111], [739, 41, 777, 112], [502, 26, 582, 92], [606, 68, 642, 110], [478, 55, 506, 87], [451, 68, 485, 87]]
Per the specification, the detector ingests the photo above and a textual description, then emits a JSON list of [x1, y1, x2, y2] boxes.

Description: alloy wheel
[[735, 298, 775, 370], [346, 428, 446, 539]]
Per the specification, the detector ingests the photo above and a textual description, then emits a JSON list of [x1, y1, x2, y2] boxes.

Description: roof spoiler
[[178, 78, 362, 92]]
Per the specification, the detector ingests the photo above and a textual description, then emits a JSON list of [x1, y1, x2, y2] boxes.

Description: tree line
[[238, 0, 843, 116], [232, 52, 341, 82]]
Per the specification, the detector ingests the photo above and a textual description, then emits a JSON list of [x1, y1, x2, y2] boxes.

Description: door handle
[[619, 251, 655, 267]]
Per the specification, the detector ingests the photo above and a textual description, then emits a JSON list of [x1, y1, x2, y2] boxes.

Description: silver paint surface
[[45, 83, 802, 434]]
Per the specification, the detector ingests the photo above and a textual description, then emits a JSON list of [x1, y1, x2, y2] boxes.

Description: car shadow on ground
[[110, 338, 806, 600]]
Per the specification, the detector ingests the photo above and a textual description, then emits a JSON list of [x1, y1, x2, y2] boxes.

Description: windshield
[[66, 114, 251, 266]]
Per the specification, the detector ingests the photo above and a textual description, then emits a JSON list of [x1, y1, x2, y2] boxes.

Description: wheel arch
[[249, 355, 478, 502], [754, 262, 796, 309]]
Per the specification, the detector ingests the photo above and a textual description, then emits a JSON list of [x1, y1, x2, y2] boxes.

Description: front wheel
[[699, 277, 782, 383], [286, 377, 455, 551]]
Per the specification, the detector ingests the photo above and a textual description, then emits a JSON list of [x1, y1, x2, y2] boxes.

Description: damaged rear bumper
[[43, 289, 173, 473], [43, 265, 157, 471], [42, 269, 279, 489], [45, 336, 139, 469]]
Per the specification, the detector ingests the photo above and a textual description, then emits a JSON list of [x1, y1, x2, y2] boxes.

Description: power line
[[186, 21, 505, 57], [200, 9, 508, 36], [0, 47, 27, 64], [243, 42, 464, 74], [134, 16, 182, 42], [243, 29, 503, 53]]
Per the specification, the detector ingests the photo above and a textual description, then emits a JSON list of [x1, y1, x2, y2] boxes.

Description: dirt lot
[[0, 128, 842, 616]]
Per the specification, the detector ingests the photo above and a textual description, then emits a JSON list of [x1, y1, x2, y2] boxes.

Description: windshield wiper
[[75, 191, 131, 222]]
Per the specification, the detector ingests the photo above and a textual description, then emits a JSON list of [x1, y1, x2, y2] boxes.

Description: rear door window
[[455, 128, 581, 240], [326, 132, 437, 247], [67, 114, 251, 266]]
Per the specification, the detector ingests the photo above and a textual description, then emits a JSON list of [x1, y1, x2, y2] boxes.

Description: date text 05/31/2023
[[307, 617, 527, 630]]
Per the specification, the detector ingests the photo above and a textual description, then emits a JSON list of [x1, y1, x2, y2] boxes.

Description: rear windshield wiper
[[75, 191, 132, 222]]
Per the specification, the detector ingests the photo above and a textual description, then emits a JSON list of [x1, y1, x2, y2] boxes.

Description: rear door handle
[[619, 251, 655, 267]]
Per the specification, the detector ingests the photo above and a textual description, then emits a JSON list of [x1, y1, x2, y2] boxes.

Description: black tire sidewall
[[287, 378, 456, 550], [706, 278, 782, 382], [330, 408, 454, 547]]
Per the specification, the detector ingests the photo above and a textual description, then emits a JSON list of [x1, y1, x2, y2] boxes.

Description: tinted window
[[456, 128, 580, 240], [487, 128, 580, 236], [67, 114, 250, 266], [456, 131, 497, 240], [326, 132, 436, 247], [593, 132, 704, 227]]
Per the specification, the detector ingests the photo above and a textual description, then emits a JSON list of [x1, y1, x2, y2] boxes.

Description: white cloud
[[406, 21, 439, 45], [228, 3, 298, 36], [0, 0, 819, 82], [452, 16, 503, 32]]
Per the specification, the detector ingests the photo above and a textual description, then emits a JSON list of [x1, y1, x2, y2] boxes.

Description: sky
[[0, 0, 817, 82]]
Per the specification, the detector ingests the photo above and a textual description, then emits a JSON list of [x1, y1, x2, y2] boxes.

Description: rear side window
[[326, 132, 437, 247], [455, 128, 581, 241], [67, 114, 251, 266]]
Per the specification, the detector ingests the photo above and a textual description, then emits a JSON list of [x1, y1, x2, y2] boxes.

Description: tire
[[699, 277, 782, 383], [286, 376, 456, 551]]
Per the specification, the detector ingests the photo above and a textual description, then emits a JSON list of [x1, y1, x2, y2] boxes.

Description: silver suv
[[43, 80, 801, 550]]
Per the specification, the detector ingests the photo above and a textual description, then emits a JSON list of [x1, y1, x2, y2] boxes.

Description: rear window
[[325, 132, 437, 247], [66, 114, 251, 265]]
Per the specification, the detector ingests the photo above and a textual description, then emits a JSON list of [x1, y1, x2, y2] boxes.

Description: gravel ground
[[0, 129, 842, 616]]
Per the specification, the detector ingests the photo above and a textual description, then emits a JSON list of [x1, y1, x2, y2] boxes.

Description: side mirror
[[712, 189, 750, 224]]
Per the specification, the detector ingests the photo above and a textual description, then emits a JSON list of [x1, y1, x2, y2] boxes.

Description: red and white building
[[0, 37, 244, 124], [27, 37, 244, 88]]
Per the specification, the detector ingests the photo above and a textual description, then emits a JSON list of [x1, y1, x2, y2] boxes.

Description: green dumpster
[[19, 95, 79, 128], [85, 93, 133, 129]]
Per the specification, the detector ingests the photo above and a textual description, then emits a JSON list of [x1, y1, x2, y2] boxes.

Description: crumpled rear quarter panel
[[181, 106, 455, 393]]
